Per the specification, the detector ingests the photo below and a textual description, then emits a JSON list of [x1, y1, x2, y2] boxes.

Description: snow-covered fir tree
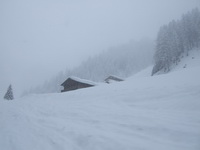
[[4, 84, 14, 100]]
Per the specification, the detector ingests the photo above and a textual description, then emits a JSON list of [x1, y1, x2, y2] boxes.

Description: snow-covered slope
[[133, 48, 200, 78], [0, 57, 200, 150], [171, 48, 200, 72], [131, 65, 153, 77]]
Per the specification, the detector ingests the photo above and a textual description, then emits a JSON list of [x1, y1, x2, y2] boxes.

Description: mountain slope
[[25, 39, 154, 95], [0, 60, 200, 150], [135, 48, 200, 77], [170, 48, 200, 72], [152, 8, 200, 76]]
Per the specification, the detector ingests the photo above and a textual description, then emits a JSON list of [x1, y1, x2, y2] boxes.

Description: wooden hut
[[104, 75, 124, 84], [61, 77, 95, 92]]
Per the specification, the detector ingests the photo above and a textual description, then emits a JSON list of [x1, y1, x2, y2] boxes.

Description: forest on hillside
[[152, 8, 200, 75], [24, 8, 200, 95], [23, 39, 154, 95]]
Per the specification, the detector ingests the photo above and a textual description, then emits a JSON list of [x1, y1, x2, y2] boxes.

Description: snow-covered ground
[[0, 50, 200, 150], [172, 48, 200, 72]]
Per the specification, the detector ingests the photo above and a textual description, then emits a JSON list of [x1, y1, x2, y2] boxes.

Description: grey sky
[[0, 0, 199, 97]]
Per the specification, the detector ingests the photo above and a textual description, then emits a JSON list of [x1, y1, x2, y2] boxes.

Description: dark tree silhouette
[[4, 84, 14, 100]]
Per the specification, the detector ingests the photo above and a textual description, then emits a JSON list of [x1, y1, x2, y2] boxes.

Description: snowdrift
[[0, 55, 200, 150]]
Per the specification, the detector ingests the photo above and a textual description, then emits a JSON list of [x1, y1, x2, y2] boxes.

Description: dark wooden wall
[[61, 79, 94, 92]]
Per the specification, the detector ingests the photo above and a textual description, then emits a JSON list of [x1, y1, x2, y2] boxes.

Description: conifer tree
[[4, 84, 14, 100]]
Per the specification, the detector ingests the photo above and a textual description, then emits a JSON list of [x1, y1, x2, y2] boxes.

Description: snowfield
[[1, 51, 200, 150]]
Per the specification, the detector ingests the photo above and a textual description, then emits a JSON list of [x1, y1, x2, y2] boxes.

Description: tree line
[[152, 8, 200, 75]]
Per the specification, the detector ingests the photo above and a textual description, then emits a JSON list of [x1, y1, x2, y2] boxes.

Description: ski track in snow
[[1, 52, 200, 150]]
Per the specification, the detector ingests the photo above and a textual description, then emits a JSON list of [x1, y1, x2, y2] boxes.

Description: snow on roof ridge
[[69, 76, 97, 85], [106, 75, 124, 80]]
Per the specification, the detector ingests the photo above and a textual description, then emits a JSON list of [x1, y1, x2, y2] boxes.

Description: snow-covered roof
[[104, 75, 124, 82], [62, 76, 96, 86]]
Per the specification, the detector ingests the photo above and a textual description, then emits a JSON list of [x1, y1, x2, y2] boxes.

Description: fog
[[0, 0, 199, 97]]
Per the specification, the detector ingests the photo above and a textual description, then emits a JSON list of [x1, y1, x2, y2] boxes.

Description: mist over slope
[[25, 39, 154, 95], [1, 52, 200, 150]]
